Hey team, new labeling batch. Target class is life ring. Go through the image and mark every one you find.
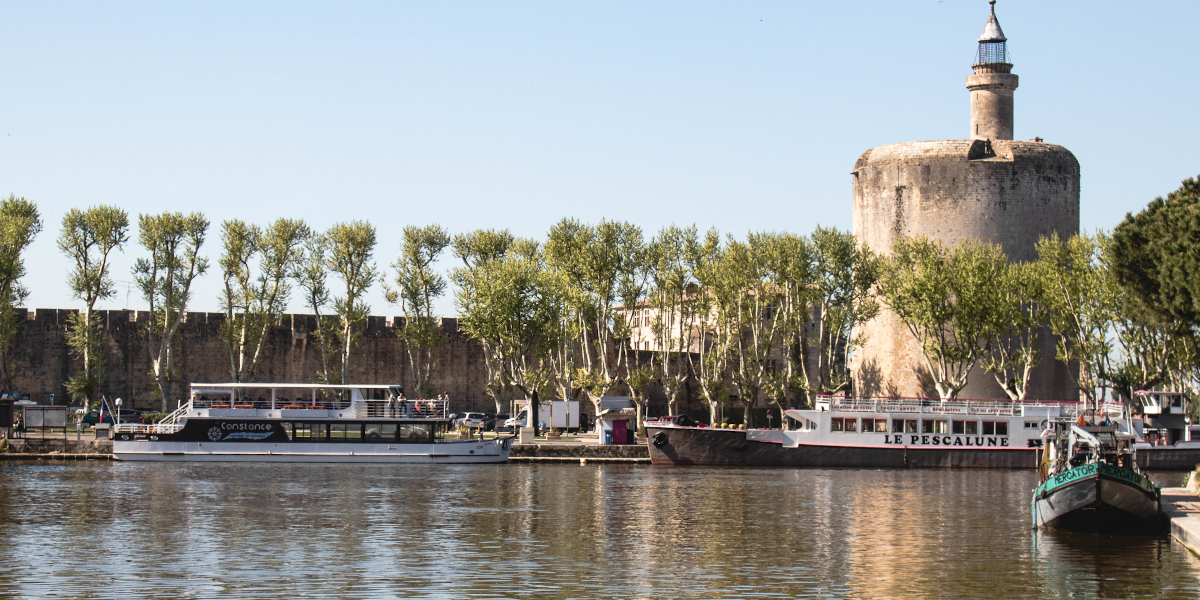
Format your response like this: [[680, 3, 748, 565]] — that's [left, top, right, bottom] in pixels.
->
[[0, 438, 8, 453], [652, 432, 668, 447]]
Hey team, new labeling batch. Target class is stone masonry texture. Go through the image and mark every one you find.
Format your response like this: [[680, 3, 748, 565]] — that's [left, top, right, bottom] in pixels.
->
[[851, 138, 1080, 400]]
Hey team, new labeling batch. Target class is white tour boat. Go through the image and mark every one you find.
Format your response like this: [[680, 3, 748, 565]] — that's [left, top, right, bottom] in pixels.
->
[[111, 383, 513, 463], [647, 395, 1127, 468]]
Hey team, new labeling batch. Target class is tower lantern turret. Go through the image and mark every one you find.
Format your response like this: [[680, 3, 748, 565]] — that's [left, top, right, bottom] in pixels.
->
[[967, 0, 1018, 140]]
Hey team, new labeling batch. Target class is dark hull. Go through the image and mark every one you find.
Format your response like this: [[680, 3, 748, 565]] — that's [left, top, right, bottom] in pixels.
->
[[1135, 447, 1200, 471], [646, 426, 1035, 469], [1033, 470, 1161, 533]]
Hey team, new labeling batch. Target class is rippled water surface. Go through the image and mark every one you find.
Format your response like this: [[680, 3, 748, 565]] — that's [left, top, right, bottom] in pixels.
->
[[1, 462, 1198, 599]]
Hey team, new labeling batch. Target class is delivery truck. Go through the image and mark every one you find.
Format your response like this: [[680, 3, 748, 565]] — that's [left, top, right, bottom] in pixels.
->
[[504, 400, 580, 432]]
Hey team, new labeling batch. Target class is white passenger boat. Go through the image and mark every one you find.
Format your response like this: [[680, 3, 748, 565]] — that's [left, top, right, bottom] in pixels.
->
[[647, 395, 1126, 468], [111, 383, 513, 463]]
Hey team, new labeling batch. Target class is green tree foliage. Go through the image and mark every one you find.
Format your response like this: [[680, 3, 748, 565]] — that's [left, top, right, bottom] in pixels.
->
[[880, 237, 1006, 400], [452, 229, 517, 413], [760, 232, 813, 411], [325, 221, 378, 389], [219, 218, 309, 389], [454, 241, 562, 435], [1035, 232, 1120, 403], [1111, 175, 1200, 332], [979, 262, 1046, 400], [1109, 175, 1200, 404], [385, 224, 451, 398], [689, 229, 736, 424], [57, 205, 129, 406], [295, 232, 339, 385], [725, 233, 788, 427], [808, 227, 880, 399], [134, 212, 210, 411], [0, 196, 42, 392], [643, 225, 697, 419], [545, 218, 645, 426]]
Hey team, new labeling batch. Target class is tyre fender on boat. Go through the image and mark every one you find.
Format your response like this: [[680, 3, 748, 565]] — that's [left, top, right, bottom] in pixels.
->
[[652, 432, 668, 447]]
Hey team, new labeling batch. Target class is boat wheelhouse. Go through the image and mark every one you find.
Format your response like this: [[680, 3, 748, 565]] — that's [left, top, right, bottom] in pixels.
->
[[111, 383, 513, 463], [1128, 390, 1200, 470], [647, 395, 1126, 468]]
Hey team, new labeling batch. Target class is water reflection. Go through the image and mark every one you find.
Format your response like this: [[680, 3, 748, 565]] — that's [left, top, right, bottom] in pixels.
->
[[0, 462, 1197, 598]]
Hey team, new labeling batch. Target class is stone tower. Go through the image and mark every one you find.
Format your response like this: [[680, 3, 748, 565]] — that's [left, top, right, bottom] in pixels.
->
[[851, 1, 1079, 400]]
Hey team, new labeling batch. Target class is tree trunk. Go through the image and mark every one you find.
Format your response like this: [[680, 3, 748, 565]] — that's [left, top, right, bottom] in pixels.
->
[[530, 390, 540, 437], [341, 323, 352, 388]]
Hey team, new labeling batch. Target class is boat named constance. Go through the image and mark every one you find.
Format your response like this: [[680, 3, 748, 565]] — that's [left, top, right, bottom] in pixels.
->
[[647, 395, 1128, 469], [111, 383, 513, 463]]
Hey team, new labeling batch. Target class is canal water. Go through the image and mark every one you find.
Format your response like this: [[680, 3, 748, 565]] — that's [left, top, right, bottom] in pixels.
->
[[1, 462, 1197, 599]]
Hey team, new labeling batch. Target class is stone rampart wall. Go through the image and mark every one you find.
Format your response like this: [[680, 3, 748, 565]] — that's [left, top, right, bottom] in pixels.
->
[[7, 309, 493, 413]]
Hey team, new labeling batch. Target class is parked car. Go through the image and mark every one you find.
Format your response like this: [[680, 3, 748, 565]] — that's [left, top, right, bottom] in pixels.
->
[[459, 412, 487, 429], [503, 411, 545, 430], [80, 409, 142, 425], [117, 410, 144, 424], [79, 410, 116, 425], [493, 413, 510, 432]]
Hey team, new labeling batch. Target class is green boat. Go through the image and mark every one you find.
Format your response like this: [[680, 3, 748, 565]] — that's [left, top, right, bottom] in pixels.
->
[[1032, 421, 1161, 532]]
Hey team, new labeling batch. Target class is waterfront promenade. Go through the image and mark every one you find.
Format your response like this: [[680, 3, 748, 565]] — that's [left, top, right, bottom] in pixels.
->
[[0, 428, 651, 462]]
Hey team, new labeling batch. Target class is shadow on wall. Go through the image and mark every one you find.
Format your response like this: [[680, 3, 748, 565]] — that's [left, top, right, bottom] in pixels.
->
[[856, 358, 898, 398], [915, 364, 938, 399]]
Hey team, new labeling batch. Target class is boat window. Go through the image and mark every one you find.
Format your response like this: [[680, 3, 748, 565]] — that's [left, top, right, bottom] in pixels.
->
[[365, 423, 396, 441], [1025, 421, 1039, 429], [831, 417, 857, 432], [952, 420, 979, 435], [983, 421, 1008, 435], [330, 423, 362, 441], [399, 423, 433, 442], [281, 422, 294, 438], [892, 419, 917, 433], [862, 418, 887, 433], [922, 420, 947, 434], [290, 423, 325, 440]]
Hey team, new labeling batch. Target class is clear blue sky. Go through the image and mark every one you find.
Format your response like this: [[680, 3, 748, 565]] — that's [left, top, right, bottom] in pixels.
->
[[3, 1, 1197, 317]]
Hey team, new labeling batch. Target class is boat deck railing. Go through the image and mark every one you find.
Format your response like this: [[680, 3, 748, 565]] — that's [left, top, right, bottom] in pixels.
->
[[193, 396, 355, 411], [351, 400, 448, 419], [112, 398, 451, 435], [815, 395, 1124, 418], [113, 399, 193, 435]]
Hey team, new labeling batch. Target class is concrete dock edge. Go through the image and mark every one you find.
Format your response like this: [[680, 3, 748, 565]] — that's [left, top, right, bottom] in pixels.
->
[[1162, 488, 1200, 555]]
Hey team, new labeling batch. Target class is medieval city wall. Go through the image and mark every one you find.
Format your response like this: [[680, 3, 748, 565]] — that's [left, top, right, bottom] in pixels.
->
[[7, 308, 494, 412]]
